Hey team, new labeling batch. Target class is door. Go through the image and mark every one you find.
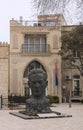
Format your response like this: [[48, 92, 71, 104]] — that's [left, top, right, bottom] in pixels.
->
[[73, 78, 80, 96]]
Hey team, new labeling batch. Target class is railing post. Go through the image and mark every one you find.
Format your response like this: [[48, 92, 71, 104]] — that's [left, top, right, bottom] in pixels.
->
[[1, 95, 2, 108], [0, 95, 2, 109], [69, 96, 71, 108]]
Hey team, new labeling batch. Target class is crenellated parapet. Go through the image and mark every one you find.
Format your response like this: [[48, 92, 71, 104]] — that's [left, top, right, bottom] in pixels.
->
[[0, 41, 9, 46]]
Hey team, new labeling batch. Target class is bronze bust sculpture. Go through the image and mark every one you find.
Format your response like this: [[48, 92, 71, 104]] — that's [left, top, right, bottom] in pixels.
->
[[26, 69, 51, 115]]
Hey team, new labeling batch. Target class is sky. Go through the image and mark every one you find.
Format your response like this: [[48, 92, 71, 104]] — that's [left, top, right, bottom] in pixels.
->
[[0, 0, 34, 42], [0, 0, 82, 42]]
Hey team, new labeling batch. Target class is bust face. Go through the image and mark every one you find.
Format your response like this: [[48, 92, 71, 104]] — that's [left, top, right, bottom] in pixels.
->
[[28, 73, 47, 98]]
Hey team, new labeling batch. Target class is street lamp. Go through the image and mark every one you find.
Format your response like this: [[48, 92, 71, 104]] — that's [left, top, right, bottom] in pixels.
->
[[69, 77, 72, 108]]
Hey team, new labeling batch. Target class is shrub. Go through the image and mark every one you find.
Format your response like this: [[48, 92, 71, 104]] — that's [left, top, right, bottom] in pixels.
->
[[46, 95, 54, 104], [8, 95, 29, 103], [46, 95, 59, 104], [80, 99, 83, 103], [53, 96, 59, 103]]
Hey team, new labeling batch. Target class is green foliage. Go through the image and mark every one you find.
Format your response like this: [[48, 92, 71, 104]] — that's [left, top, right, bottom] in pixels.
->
[[61, 25, 83, 52], [8, 95, 59, 104], [53, 95, 59, 103], [60, 25, 83, 75], [46, 95, 59, 104], [8, 95, 29, 103], [80, 99, 83, 103]]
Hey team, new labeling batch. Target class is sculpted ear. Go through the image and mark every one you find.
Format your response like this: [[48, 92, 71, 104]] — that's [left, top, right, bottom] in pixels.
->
[[45, 81, 48, 88], [46, 81, 48, 86]]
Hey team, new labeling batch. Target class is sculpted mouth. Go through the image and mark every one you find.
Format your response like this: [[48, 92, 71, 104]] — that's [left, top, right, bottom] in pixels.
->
[[35, 90, 39, 93]]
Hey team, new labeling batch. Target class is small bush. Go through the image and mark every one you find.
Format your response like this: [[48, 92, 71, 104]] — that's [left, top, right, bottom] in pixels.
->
[[80, 99, 83, 103], [46, 95, 54, 104], [46, 95, 59, 104], [53, 96, 59, 103], [8, 95, 29, 103]]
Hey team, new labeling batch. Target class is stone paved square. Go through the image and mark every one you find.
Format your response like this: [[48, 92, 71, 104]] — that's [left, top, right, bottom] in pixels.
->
[[0, 103, 83, 130]]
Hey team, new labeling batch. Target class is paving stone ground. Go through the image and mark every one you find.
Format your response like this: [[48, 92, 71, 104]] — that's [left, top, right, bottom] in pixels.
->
[[0, 103, 83, 130]]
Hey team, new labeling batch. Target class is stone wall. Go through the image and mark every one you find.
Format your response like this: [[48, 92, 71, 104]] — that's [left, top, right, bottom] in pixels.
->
[[0, 43, 9, 98]]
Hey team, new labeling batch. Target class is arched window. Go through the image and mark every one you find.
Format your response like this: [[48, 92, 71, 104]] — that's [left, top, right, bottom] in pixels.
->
[[23, 61, 46, 78]]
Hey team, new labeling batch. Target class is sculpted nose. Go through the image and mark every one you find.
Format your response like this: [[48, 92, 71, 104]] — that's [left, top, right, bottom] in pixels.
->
[[35, 82, 39, 87]]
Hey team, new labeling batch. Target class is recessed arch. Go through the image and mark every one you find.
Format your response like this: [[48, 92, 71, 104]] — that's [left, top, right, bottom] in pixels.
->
[[22, 59, 51, 96], [23, 60, 46, 78]]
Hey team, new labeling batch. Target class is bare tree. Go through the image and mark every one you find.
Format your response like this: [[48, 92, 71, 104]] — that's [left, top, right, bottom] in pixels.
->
[[32, 0, 83, 24], [76, 0, 83, 21], [33, 0, 70, 14]]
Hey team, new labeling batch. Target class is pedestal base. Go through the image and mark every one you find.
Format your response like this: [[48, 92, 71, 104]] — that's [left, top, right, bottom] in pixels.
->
[[9, 111, 72, 120]]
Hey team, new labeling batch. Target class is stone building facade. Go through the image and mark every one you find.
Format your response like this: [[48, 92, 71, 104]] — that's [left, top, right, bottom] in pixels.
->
[[0, 43, 9, 98], [0, 14, 83, 102]]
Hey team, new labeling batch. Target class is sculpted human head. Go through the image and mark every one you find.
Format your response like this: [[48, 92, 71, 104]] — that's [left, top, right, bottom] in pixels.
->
[[28, 69, 48, 98]]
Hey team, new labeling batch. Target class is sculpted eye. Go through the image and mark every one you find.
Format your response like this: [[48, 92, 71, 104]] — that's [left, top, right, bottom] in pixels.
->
[[38, 81, 42, 84], [30, 81, 34, 85], [32, 81, 36, 84]]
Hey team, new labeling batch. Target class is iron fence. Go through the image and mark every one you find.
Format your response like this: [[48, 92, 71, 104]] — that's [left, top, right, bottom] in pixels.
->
[[71, 91, 82, 97], [22, 44, 50, 53]]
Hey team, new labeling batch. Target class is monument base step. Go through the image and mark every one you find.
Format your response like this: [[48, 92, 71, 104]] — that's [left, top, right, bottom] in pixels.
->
[[9, 111, 72, 120]]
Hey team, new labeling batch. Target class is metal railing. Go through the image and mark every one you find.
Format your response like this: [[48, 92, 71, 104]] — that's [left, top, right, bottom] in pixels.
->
[[22, 44, 50, 53], [11, 20, 56, 27], [71, 91, 82, 97]]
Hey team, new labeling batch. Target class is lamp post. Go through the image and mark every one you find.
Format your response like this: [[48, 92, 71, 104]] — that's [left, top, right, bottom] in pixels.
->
[[62, 85, 66, 103], [69, 93, 71, 108], [69, 77, 72, 108]]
